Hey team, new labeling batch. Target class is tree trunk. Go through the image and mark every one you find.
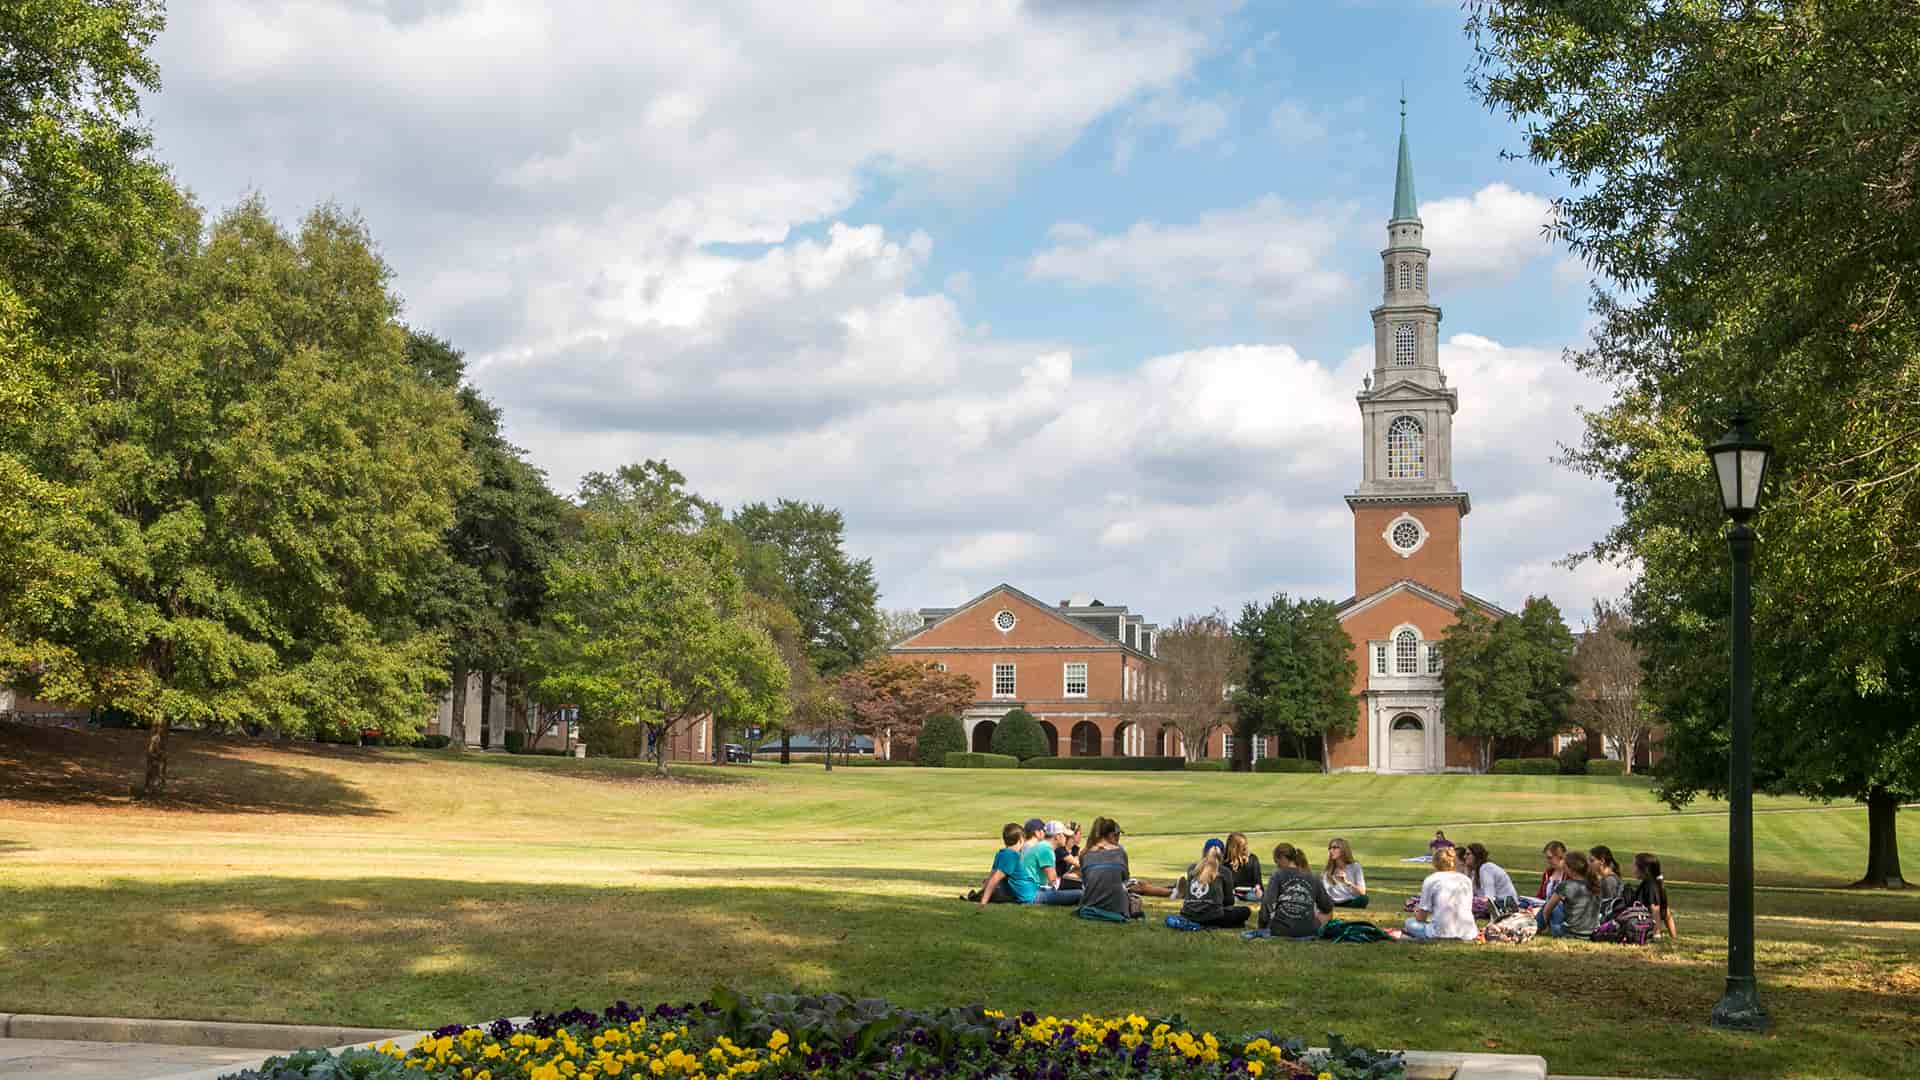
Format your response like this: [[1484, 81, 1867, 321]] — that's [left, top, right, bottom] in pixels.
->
[[780, 731, 791, 765], [1852, 786, 1908, 889], [1482, 737, 1494, 775], [823, 728, 834, 772], [448, 662, 469, 749], [1318, 733, 1330, 774], [1620, 733, 1636, 775], [653, 725, 669, 777], [140, 714, 170, 797], [479, 670, 494, 749]]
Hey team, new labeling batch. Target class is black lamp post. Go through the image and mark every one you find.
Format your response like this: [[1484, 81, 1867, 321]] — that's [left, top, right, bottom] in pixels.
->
[[1706, 410, 1772, 1032]]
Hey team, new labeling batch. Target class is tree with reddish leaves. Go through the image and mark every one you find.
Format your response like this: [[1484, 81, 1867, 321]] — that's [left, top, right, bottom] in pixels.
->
[[834, 657, 976, 763]]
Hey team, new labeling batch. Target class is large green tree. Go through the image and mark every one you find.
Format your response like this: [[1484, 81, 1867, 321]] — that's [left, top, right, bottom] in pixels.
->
[[1231, 594, 1357, 771], [731, 500, 881, 675], [1, 0, 176, 676], [535, 464, 787, 776], [1471, 0, 1920, 885], [1441, 598, 1575, 772], [12, 200, 473, 794]]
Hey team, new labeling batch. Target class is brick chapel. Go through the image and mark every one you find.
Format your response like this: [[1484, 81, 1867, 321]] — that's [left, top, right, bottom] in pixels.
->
[[1326, 104, 1507, 772]]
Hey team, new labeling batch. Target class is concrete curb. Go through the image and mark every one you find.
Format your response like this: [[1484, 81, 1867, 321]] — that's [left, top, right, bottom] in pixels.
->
[[0, 1012, 410, 1051]]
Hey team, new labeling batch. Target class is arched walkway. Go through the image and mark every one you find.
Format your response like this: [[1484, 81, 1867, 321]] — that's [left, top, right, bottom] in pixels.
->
[[1155, 728, 1170, 756], [1112, 721, 1136, 757], [1389, 714, 1426, 772], [1070, 721, 1102, 757], [1038, 721, 1060, 757], [970, 720, 996, 753]]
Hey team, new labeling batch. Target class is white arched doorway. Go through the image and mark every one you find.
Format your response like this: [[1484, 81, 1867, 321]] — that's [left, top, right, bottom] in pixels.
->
[[1389, 714, 1426, 772]]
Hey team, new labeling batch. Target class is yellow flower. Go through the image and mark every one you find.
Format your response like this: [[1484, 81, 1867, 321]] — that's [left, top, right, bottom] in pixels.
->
[[1246, 1062, 1264, 1077], [1319, 1073, 1334, 1080], [766, 1031, 790, 1053]]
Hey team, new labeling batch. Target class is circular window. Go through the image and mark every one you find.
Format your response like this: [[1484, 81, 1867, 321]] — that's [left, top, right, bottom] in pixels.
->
[[1392, 521, 1422, 550], [993, 610, 1017, 632]]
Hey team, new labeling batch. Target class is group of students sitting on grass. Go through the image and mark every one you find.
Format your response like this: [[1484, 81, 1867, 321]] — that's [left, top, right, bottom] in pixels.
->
[[968, 820, 1678, 944]]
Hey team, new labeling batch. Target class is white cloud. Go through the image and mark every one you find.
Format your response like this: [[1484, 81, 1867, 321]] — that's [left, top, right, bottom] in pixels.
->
[[1027, 197, 1354, 319], [1419, 183, 1558, 278], [1112, 92, 1236, 170], [1269, 100, 1328, 145]]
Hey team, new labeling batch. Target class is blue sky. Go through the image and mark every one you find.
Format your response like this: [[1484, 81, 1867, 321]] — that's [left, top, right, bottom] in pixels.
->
[[142, 0, 1629, 625]]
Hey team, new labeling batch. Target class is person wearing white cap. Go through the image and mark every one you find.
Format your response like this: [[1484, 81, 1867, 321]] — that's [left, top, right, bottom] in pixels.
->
[[1024, 818, 1082, 905], [1045, 820, 1081, 889]]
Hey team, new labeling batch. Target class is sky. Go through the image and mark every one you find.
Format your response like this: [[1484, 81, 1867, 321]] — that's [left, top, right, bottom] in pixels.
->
[[141, 0, 1635, 627]]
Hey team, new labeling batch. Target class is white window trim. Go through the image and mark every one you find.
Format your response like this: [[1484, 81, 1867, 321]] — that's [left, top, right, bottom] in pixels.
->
[[993, 609, 1017, 633], [1375, 644, 1388, 675], [993, 663, 1016, 698], [1391, 624, 1423, 676], [1063, 662, 1088, 698], [1393, 323, 1417, 367], [1427, 644, 1443, 675], [1386, 414, 1425, 478], [1221, 731, 1233, 760]]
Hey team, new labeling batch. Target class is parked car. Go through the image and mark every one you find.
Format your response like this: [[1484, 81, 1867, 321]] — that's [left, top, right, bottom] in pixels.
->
[[723, 743, 753, 764]]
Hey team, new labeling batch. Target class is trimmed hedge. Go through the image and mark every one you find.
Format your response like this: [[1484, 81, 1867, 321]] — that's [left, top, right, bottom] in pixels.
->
[[418, 734, 453, 749], [1019, 755, 1187, 771], [503, 730, 527, 754], [1585, 759, 1628, 776], [917, 714, 967, 767], [1183, 759, 1229, 772], [1252, 757, 1322, 774], [1490, 756, 1560, 775], [990, 709, 1052, 761], [947, 751, 1020, 769]]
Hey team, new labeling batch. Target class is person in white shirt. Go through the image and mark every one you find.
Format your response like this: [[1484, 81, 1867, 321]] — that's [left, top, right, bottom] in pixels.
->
[[1466, 842, 1519, 905], [1405, 847, 1478, 942], [1322, 837, 1369, 908]]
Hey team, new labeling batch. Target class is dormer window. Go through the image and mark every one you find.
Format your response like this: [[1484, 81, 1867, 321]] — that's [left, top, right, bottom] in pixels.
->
[[1393, 323, 1416, 366]]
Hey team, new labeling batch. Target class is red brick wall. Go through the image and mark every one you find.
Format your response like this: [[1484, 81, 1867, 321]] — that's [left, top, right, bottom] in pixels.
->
[[1352, 504, 1462, 598]]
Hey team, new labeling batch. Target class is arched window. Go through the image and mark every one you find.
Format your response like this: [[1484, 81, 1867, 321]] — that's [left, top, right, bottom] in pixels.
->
[[1414, 262, 1426, 290], [1384, 263, 1393, 293], [1393, 323, 1417, 366], [1397, 261, 1412, 290], [1395, 629, 1420, 674], [1387, 415, 1425, 478]]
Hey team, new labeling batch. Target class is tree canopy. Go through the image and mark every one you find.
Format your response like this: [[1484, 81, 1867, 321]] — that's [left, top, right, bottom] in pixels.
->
[[1231, 594, 1357, 770], [1471, 0, 1920, 884], [1441, 597, 1575, 772], [732, 500, 882, 676]]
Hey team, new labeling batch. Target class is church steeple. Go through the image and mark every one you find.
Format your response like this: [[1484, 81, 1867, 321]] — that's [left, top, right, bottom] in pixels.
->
[[1392, 92, 1419, 223]]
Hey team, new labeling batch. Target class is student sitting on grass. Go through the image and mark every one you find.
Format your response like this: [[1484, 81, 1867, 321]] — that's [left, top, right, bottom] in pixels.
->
[[1404, 846, 1477, 942], [1023, 818, 1082, 906], [1526, 840, 1567, 909], [1466, 843, 1519, 906], [1429, 830, 1455, 853], [1177, 846, 1251, 928], [1537, 850, 1603, 938], [1224, 832, 1263, 900], [1632, 852, 1680, 939], [1259, 842, 1335, 937], [1075, 817, 1135, 921], [1589, 844, 1625, 916], [968, 822, 1036, 905], [1048, 821, 1082, 889], [1322, 837, 1369, 908]]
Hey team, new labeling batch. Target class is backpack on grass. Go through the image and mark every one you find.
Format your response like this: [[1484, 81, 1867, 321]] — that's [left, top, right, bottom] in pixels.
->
[[1318, 919, 1392, 943], [1164, 914, 1210, 931], [1591, 902, 1658, 945], [1483, 912, 1537, 944]]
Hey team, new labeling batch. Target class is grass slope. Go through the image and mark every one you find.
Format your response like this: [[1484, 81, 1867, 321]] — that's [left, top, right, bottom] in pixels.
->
[[0, 723, 1915, 1080]]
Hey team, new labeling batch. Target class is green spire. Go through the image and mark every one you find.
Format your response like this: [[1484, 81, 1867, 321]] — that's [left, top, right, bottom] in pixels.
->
[[1391, 92, 1419, 223]]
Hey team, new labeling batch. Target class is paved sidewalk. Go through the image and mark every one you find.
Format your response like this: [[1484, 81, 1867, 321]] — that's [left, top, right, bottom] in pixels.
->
[[0, 1037, 281, 1078]]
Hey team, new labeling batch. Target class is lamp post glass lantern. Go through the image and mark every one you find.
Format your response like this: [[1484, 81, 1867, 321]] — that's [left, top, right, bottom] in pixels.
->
[[1708, 410, 1772, 1032]]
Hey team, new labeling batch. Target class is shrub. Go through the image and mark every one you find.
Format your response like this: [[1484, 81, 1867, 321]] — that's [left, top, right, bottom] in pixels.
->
[[1556, 742, 1590, 775], [503, 730, 527, 754], [946, 752, 1020, 769], [417, 734, 453, 749], [1490, 757, 1559, 774], [917, 714, 967, 767], [1184, 759, 1229, 772], [1252, 757, 1322, 773], [989, 708, 1051, 761], [1019, 756, 1187, 771], [1585, 758, 1628, 776]]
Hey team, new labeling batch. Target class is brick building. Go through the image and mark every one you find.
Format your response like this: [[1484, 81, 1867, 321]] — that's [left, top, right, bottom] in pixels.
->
[[1327, 107, 1508, 773], [892, 585, 1282, 761]]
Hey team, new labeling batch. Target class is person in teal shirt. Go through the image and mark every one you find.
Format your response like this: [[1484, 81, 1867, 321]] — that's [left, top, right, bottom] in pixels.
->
[[1022, 818, 1083, 906], [968, 823, 1037, 905]]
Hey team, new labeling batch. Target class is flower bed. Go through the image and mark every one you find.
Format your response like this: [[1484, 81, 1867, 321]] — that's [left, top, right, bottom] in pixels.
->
[[220, 990, 1406, 1080]]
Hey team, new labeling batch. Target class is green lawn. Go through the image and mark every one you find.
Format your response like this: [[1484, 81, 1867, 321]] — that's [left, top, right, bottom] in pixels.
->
[[1, 723, 1915, 1079]]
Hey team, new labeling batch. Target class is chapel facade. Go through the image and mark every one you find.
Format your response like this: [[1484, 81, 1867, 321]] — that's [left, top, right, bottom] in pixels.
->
[[1327, 107, 1507, 773]]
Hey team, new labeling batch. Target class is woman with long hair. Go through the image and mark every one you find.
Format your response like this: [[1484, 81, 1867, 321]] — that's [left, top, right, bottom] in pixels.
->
[[1258, 842, 1334, 937], [1224, 832, 1264, 900], [1588, 844, 1626, 916], [1322, 837, 1369, 908], [1466, 842, 1518, 905], [1537, 849, 1603, 938], [1632, 852, 1679, 939], [1526, 840, 1567, 909], [1074, 817, 1137, 921], [1179, 846, 1250, 928]]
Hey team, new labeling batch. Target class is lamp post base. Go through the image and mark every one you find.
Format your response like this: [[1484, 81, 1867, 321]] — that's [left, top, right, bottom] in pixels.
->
[[1711, 977, 1770, 1032]]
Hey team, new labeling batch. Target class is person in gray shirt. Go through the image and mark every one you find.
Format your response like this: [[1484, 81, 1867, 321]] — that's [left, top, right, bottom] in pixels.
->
[[1075, 817, 1134, 920], [1258, 842, 1334, 938]]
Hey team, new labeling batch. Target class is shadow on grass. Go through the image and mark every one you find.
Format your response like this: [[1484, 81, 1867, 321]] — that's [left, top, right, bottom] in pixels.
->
[[0, 722, 385, 816], [0, 874, 1913, 1079], [430, 751, 752, 787]]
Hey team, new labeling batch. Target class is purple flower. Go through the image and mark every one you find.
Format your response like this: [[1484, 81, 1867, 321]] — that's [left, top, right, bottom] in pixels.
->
[[487, 1019, 514, 1040], [1019, 1011, 1038, 1026], [1103, 1030, 1121, 1050], [431, 1024, 469, 1038]]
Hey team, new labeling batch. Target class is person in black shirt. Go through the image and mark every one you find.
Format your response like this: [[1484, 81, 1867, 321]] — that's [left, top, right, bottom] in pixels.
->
[[1224, 832, 1263, 902], [1632, 852, 1679, 939]]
